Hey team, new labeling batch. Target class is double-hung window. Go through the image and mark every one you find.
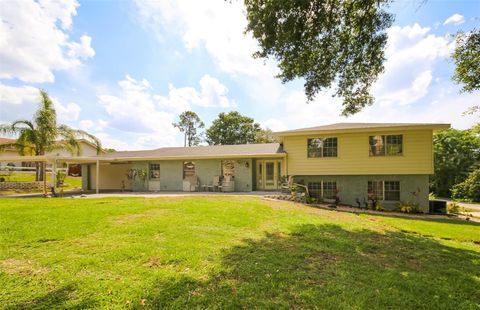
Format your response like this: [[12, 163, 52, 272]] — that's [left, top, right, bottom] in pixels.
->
[[369, 135, 403, 156], [149, 163, 160, 179], [307, 137, 338, 158], [307, 181, 337, 199], [368, 181, 400, 201]]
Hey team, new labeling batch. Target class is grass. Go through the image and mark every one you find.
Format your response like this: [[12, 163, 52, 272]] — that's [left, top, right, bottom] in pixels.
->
[[0, 196, 479, 309], [0, 172, 82, 196]]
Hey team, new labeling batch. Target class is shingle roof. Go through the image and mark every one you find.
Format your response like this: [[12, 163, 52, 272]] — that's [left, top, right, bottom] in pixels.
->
[[0, 138, 15, 145], [100, 143, 284, 159], [274, 122, 450, 135]]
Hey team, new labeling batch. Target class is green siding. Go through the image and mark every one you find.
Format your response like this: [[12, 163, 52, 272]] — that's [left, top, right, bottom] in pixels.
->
[[128, 159, 255, 192], [158, 161, 183, 191], [81, 164, 90, 191], [132, 161, 148, 191], [294, 174, 430, 212]]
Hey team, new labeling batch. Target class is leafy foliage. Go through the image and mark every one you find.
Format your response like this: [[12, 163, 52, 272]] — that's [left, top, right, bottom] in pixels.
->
[[395, 201, 421, 214], [447, 202, 464, 214], [452, 29, 480, 93], [206, 111, 261, 145], [172, 111, 205, 147], [244, 0, 393, 115], [254, 128, 277, 143], [451, 169, 480, 202], [431, 127, 480, 197], [0, 90, 102, 181]]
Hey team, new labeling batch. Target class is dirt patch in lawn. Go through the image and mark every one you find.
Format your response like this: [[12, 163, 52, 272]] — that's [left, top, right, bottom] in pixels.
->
[[0, 258, 48, 275], [112, 208, 170, 225]]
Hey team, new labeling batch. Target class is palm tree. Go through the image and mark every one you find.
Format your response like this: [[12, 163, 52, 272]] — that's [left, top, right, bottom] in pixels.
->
[[0, 89, 102, 181]]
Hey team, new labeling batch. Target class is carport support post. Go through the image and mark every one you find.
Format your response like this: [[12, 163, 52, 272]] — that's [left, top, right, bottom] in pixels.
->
[[52, 159, 57, 194], [43, 160, 47, 197], [96, 160, 100, 194]]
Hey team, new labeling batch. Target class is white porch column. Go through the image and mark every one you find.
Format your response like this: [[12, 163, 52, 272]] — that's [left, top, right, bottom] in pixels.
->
[[96, 160, 100, 194], [51, 159, 57, 193]]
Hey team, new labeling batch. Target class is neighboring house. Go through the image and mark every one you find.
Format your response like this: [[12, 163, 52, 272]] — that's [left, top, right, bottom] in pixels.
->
[[0, 138, 18, 167], [0, 139, 101, 175], [76, 122, 448, 212]]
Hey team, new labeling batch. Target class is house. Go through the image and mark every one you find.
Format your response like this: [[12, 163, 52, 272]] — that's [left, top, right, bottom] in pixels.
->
[[0, 139, 101, 175], [1, 123, 449, 212], [274, 122, 449, 211]]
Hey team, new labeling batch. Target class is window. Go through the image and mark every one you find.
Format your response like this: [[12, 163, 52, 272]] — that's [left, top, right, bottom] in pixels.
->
[[368, 181, 383, 200], [369, 135, 403, 156], [307, 137, 338, 158], [368, 180, 400, 201], [322, 181, 337, 199], [384, 181, 400, 201], [183, 161, 195, 179], [308, 182, 322, 198], [149, 163, 160, 179], [222, 160, 235, 177]]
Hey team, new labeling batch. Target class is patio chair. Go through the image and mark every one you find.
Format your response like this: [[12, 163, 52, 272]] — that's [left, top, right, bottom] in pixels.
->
[[207, 176, 221, 192], [221, 175, 235, 192]]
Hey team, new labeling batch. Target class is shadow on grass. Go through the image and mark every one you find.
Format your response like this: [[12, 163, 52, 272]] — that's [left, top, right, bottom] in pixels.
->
[[6, 284, 96, 310], [145, 224, 480, 309]]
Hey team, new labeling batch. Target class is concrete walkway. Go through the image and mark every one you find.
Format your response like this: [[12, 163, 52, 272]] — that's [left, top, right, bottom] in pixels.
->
[[70, 191, 277, 199]]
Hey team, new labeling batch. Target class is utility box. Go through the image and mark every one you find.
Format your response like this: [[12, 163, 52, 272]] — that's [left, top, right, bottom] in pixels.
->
[[429, 200, 447, 214]]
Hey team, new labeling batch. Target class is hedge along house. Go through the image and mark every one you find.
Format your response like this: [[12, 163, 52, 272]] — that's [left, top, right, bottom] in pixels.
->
[[80, 143, 286, 193], [274, 122, 450, 212]]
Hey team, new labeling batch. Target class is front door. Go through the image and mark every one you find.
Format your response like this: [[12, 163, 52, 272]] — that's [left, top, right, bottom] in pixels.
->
[[256, 160, 280, 190]]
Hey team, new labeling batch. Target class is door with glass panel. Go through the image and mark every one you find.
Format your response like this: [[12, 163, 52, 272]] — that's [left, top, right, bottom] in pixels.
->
[[256, 160, 280, 190]]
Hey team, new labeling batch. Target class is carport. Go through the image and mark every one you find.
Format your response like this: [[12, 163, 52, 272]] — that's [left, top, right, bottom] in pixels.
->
[[0, 155, 106, 195]]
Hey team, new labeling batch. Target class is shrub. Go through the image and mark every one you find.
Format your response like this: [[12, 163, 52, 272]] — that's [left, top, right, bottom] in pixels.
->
[[375, 203, 385, 211], [396, 201, 422, 214], [447, 202, 465, 214], [451, 169, 480, 202], [56, 170, 67, 187]]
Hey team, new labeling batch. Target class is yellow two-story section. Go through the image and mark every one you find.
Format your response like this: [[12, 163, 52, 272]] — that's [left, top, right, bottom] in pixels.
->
[[274, 123, 450, 212]]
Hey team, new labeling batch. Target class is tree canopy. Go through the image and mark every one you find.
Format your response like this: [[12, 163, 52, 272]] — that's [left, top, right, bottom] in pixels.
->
[[206, 111, 261, 145], [173, 111, 205, 147], [452, 29, 480, 93], [431, 126, 480, 197], [254, 128, 278, 144], [244, 0, 393, 115]]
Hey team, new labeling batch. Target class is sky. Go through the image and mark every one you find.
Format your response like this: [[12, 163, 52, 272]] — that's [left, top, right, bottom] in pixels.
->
[[0, 0, 479, 150]]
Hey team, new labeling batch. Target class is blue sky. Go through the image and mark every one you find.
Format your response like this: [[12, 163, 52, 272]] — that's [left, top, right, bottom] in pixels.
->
[[0, 0, 478, 150]]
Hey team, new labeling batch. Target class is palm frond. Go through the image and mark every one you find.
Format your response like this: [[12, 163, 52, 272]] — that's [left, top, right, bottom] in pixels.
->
[[35, 89, 58, 148], [74, 129, 103, 154], [56, 125, 81, 156], [11, 120, 35, 131]]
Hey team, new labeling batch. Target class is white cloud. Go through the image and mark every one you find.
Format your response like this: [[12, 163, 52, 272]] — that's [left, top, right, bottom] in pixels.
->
[[134, 0, 277, 77], [54, 101, 81, 122], [67, 35, 95, 59], [79, 119, 94, 131], [373, 23, 452, 106], [259, 119, 288, 132], [443, 13, 465, 26], [0, 0, 95, 83], [0, 84, 81, 124], [0, 84, 39, 105], [158, 74, 235, 112], [96, 74, 234, 149]]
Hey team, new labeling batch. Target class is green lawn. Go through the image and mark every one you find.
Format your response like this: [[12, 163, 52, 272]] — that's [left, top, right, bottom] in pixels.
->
[[0, 197, 479, 309]]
